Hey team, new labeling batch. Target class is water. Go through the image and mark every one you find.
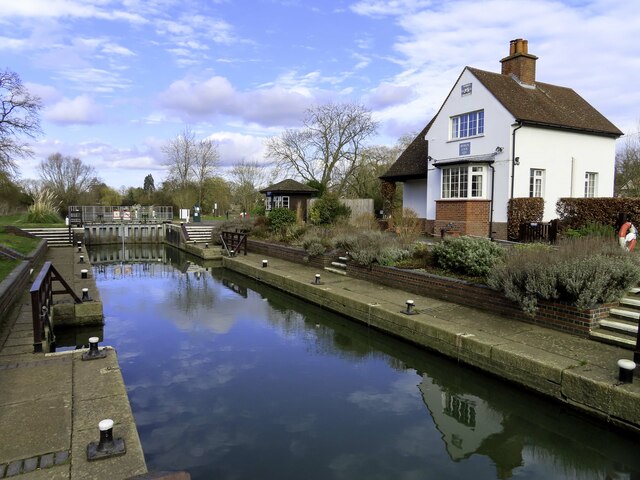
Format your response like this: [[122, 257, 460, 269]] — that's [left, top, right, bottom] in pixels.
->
[[88, 245, 640, 480]]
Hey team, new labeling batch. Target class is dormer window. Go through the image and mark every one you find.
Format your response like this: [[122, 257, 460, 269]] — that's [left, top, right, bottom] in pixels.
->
[[451, 110, 484, 139]]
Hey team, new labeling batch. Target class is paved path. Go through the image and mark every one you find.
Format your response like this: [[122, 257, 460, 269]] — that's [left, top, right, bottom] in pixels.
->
[[0, 247, 146, 479]]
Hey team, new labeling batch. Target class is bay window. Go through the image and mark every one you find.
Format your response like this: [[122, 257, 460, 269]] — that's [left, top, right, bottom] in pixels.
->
[[442, 165, 486, 199]]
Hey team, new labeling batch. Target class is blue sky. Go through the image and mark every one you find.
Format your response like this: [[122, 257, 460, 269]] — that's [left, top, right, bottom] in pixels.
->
[[2, 0, 639, 189]]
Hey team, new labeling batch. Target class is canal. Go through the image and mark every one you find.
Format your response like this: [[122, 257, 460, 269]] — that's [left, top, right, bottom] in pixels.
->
[[85, 245, 640, 480]]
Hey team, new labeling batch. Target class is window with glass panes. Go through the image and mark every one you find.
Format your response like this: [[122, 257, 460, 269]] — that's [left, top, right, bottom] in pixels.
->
[[442, 165, 485, 199], [274, 196, 290, 208], [584, 172, 597, 198], [529, 169, 544, 197], [451, 110, 484, 139]]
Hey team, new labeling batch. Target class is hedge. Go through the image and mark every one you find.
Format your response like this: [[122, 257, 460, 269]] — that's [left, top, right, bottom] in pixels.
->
[[556, 198, 640, 230], [507, 197, 544, 240]]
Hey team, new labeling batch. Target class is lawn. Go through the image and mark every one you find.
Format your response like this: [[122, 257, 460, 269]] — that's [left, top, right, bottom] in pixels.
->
[[0, 227, 42, 282], [0, 213, 64, 228]]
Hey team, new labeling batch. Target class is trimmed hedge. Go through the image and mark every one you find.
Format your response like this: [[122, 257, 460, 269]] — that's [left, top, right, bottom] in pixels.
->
[[508, 197, 544, 240], [556, 197, 640, 230]]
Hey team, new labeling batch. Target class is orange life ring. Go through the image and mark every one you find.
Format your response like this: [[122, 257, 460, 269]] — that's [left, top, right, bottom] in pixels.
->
[[619, 222, 631, 237]]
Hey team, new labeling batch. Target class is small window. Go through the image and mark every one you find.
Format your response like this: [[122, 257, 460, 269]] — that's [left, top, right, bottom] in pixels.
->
[[584, 172, 597, 198], [451, 110, 484, 139], [529, 169, 545, 198], [265, 197, 272, 211], [274, 196, 290, 208]]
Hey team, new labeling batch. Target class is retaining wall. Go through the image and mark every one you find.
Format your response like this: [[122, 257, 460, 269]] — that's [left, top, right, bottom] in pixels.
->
[[0, 240, 47, 320]]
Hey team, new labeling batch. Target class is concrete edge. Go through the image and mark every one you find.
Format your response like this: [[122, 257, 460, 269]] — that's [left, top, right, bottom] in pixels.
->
[[222, 256, 640, 437]]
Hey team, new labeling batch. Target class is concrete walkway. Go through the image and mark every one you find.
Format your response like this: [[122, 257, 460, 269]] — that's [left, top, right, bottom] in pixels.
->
[[223, 252, 640, 435], [0, 247, 146, 479]]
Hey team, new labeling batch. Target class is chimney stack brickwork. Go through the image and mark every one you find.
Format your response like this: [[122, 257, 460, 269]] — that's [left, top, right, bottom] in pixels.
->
[[500, 38, 538, 85]]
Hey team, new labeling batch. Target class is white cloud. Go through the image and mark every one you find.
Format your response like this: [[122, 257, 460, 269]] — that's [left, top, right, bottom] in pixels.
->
[[205, 131, 270, 169], [0, 0, 147, 24], [44, 95, 104, 125], [158, 75, 314, 127], [351, 0, 433, 17], [367, 82, 414, 109], [24, 82, 62, 103]]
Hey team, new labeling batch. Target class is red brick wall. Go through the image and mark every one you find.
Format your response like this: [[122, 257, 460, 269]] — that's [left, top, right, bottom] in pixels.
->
[[247, 239, 334, 268], [435, 200, 490, 237], [346, 263, 609, 337]]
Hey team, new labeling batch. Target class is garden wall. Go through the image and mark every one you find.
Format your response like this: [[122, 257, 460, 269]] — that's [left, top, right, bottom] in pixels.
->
[[246, 239, 611, 337]]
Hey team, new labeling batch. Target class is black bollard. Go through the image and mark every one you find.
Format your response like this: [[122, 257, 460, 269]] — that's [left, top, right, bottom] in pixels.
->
[[618, 359, 636, 383], [82, 288, 90, 301], [79, 255, 85, 264], [86, 419, 126, 461], [82, 337, 107, 361], [81, 269, 88, 279], [262, 260, 268, 268], [403, 299, 418, 315]]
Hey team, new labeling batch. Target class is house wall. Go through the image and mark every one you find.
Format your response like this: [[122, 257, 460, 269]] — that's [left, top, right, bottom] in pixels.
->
[[403, 179, 428, 218], [507, 127, 616, 221]]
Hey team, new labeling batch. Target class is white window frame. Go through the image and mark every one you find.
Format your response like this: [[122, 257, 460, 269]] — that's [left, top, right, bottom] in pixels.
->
[[529, 169, 545, 198], [451, 110, 484, 139], [265, 197, 272, 211], [584, 172, 597, 198], [274, 196, 290, 209], [441, 165, 486, 199]]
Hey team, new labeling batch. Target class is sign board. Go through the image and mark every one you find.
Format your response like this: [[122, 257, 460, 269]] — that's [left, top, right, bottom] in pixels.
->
[[459, 142, 471, 156], [461, 83, 472, 96]]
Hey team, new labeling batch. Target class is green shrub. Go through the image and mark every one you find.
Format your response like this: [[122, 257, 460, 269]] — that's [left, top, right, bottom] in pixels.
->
[[431, 236, 503, 277], [376, 246, 411, 266], [267, 208, 297, 233], [341, 230, 398, 267], [309, 194, 351, 225], [26, 190, 62, 224], [565, 222, 615, 238], [304, 240, 327, 256], [394, 208, 423, 245], [487, 237, 640, 314]]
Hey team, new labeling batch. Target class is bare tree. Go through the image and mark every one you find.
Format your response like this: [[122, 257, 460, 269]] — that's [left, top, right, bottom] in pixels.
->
[[615, 124, 640, 197], [230, 159, 270, 213], [266, 102, 378, 195], [162, 126, 197, 190], [0, 69, 42, 177], [38, 153, 99, 209], [193, 138, 220, 207]]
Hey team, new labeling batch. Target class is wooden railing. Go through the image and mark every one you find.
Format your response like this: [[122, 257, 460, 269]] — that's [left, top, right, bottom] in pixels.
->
[[220, 231, 248, 257], [30, 262, 82, 353]]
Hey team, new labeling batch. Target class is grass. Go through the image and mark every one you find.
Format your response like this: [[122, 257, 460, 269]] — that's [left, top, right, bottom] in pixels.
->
[[0, 213, 64, 228], [0, 226, 41, 282]]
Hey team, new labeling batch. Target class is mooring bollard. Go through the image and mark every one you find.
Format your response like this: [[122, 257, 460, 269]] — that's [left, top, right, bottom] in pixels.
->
[[82, 336, 107, 360], [406, 300, 415, 314], [82, 288, 90, 301], [81, 269, 88, 279], [205, 243, 208, 248], [87, 419, 126, 461], [79, 255, 85, 264], [262, 260, 268, 268], [77, 241, 82, 252], [312, 274, 322, 285], [618, 359, 636, 383]]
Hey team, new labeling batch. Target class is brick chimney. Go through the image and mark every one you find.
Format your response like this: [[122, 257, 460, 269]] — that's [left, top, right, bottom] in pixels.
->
[[500, 38, 538, 85]]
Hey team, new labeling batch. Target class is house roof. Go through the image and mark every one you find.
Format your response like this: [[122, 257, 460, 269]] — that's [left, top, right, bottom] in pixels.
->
[[432, 153, 495, 167], [379, 123, 432, 181], [259, 179, 318, 194], [467, 67, 623, 137]]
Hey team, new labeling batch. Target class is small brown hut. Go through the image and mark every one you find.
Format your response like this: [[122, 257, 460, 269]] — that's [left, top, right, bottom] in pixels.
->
[[260, 179, 318, 220]]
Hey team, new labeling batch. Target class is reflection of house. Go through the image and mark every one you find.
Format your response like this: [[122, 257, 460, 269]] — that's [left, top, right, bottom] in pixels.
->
[[418, 375, 505, 461], [260, 179, 318, 220], [381, 38, 622, 239]]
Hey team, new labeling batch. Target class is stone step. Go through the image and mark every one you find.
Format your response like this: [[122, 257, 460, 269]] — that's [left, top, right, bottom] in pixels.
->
[[609, 307, 640, 321], [338, 256, 349, 262], [598, 319, 638, 337], [628, 287, 640, 295], [589, 330, 636, 349], [324, 266, 347, 276], [620, 297, 640, 309], [330, 261, 347, 269]]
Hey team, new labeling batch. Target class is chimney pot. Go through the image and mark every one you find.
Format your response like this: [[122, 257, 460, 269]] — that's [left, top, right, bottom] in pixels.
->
[[501, 38, 538, 85]]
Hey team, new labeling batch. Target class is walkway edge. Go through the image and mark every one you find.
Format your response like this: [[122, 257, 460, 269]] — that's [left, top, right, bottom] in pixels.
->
[[223, 255, 640, 436]]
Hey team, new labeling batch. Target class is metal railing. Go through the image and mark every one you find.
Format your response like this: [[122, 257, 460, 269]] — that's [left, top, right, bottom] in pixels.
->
[[68, 206, 173, 226], [30, 262, 81, 353]]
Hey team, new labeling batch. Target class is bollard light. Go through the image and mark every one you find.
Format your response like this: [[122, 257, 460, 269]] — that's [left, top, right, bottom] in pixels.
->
[[79, 255, 85, 264], [618, 359, 636, 383], [82, 288, 90, 301], [82, 336, 107, 361], [262, 260, 268, 268], [81, 269, 88, 279], [86, 419, 126, 461]]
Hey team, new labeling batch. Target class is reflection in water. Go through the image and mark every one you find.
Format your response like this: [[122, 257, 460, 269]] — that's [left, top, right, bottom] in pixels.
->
[[89, 246, 640, 480]]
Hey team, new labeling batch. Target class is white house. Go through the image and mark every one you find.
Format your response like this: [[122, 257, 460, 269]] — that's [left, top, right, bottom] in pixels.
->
[[381, 39, 623, 240]]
